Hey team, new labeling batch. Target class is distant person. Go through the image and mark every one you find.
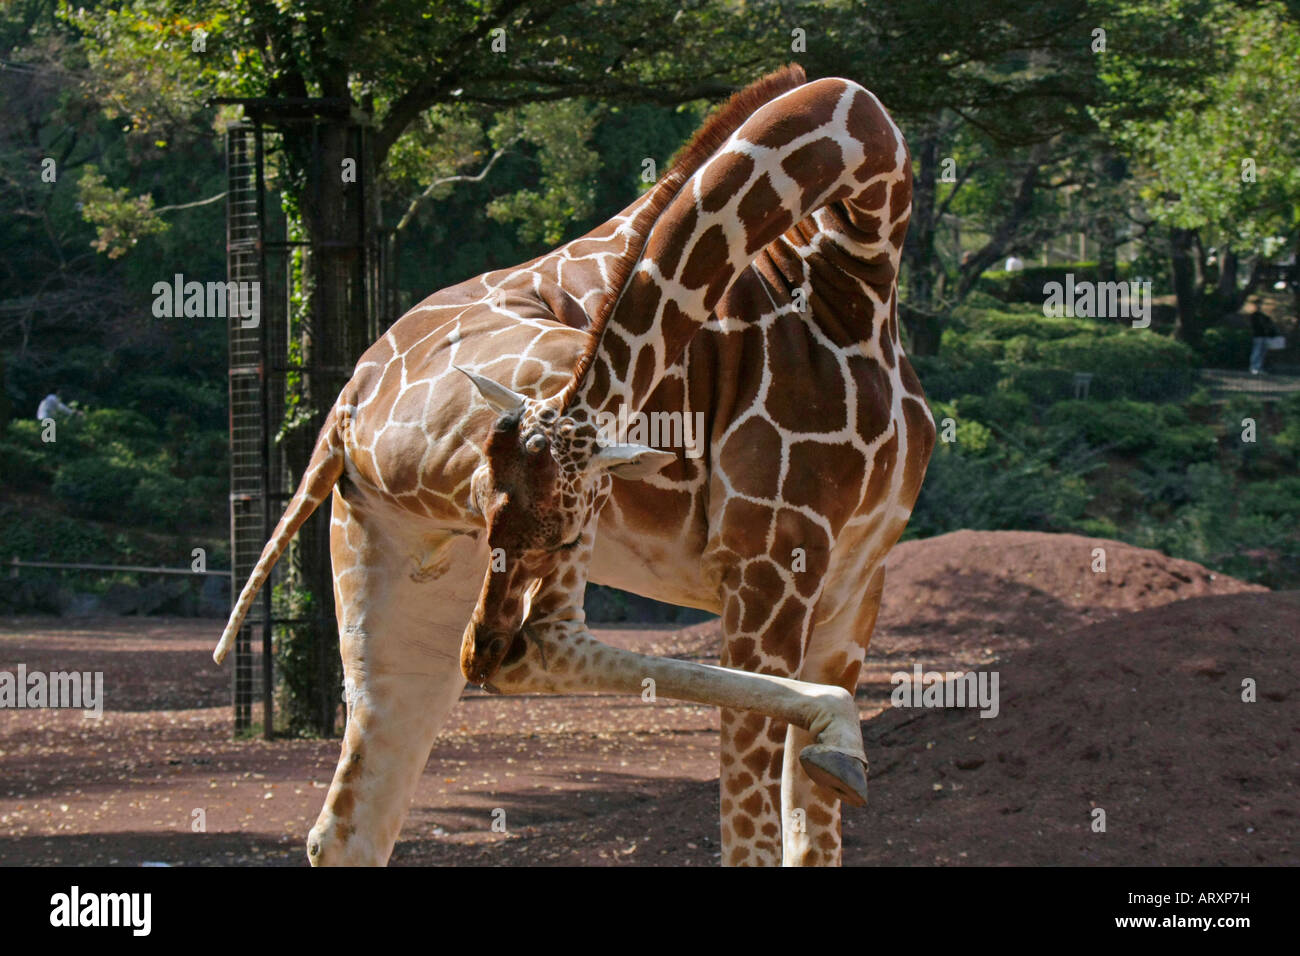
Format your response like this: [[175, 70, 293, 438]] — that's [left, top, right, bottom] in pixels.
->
[[1004, 254, 1025, 272], [36, 392, 79, 421], [1248, 299, 1279, 375]]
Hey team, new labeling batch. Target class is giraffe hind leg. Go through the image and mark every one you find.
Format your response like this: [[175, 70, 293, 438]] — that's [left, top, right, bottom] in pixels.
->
[[308, 493, 483, 866]]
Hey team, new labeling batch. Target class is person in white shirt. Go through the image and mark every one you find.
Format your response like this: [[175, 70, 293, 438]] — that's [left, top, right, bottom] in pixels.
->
[[36, 392, 78, 421]]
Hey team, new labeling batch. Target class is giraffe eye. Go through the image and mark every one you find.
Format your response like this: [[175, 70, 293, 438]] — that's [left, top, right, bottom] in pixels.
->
[[525, 433, 548, 455]]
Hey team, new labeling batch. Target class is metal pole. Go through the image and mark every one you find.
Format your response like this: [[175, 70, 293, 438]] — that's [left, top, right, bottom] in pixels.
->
[[255, 121, 274, 741]]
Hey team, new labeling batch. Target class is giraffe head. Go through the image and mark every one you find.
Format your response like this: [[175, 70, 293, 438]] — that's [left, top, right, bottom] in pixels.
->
[[456, 367, 675, 684]]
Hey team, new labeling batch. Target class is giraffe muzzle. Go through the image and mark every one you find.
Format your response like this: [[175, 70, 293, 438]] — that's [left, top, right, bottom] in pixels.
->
[[460, 625, 516, 685]]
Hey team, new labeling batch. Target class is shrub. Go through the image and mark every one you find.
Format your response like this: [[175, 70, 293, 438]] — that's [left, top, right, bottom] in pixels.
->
[[129, 472, 189, 528], [1046, 399, 1161, 452], [1196, 325, 1252, 368], [51, 458, 142, 521], [974, 261, 1134, 302], [1036, 331, 1197, 401]]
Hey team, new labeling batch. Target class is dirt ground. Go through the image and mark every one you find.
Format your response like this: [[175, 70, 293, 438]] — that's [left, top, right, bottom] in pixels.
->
[[0, 530, 1294, 866]]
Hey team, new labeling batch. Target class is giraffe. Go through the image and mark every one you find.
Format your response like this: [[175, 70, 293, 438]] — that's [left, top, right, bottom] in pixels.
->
[[214, 64, 934, 867]]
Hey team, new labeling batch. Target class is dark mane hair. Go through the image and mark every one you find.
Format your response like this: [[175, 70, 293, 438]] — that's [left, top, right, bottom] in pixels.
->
[[564, 64, 808, 403]]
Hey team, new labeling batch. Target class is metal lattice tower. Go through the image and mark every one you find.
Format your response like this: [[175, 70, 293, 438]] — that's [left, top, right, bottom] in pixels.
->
[[223, 99, 390, 737], [225, 122, 282, 736]]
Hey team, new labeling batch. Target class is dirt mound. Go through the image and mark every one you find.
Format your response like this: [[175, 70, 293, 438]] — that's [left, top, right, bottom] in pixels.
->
[[874, 529, 1265, 657], [852, 590, 1299, 865]]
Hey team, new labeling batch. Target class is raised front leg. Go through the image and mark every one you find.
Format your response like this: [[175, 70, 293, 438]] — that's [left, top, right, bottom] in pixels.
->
[[479, 558, 869, 807]]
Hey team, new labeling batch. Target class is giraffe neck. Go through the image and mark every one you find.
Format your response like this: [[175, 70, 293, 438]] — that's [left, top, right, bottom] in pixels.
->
[[567, 78, 910, 425]]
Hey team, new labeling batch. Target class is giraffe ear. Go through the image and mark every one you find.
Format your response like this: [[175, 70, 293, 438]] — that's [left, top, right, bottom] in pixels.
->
[[454, 366, 526, 416], [591, 443, 677, 479]]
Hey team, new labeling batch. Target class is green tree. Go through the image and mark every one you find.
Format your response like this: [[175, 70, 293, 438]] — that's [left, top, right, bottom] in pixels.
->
[[1106, 2, 1300, 344]]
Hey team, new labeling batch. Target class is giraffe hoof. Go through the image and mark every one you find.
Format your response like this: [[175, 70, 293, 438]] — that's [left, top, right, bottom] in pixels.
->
[[798, 746, 868, 807]]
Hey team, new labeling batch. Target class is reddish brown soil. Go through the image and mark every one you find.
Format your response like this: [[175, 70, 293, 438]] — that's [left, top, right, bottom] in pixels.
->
[[0, 530, 1293, 866]]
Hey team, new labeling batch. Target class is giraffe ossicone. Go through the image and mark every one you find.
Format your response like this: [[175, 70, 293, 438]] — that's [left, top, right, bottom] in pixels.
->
[[217, 63, 933, 867]]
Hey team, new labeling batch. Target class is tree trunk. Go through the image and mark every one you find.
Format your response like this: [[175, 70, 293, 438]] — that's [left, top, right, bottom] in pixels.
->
[[1097, 217, 1118, 283], [1170, 226, 1202, 347], [1214, 248, 1238, 307], [279, 116, 371, 736], [899, 129, 943, 356]]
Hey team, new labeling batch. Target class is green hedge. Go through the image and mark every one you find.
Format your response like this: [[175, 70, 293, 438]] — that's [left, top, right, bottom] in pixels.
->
[[976, 260, 1135, 303]]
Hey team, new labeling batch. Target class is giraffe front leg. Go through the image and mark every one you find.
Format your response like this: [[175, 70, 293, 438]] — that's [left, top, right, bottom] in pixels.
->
[[485, 623, 869, 806]]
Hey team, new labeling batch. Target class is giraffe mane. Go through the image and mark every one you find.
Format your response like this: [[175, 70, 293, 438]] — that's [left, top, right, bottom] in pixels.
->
[[563, 63, 808, 406]]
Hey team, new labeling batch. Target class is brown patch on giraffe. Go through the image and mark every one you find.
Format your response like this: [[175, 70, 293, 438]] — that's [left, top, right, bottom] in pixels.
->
[[733, 815, 756, 840], [833, 202, 884, 247], [750, 82, 837, 148], [649, 204, 697, 280], [761, 822, 780, 839], [738, 790, 764, 822], [330, 787, 356, 820], [807, 803, 835, 827], [889, 176, 913, 223], [725, 770, 756, 795], [849, 353, 894, 444], [340, 750, 363, 784], [739, 588, 774, 634], [726, 324, 767, 415], [727, 635, 757, 667], [742, 559, 784, 594], [854, 177, 888, 211], [760, 596, 808, 673], [768, 748, 783, 778], [900, 397, 936, 502], [781, 137, 844, 212], [737, 173, 794, 257], [888, 217, 909, 250], [586, 359, 611, 410], [898, 352, 924, 397], [611, 479, 692, 536], [742, 746, 771, 778], [769, 343, 852, 434], [596, 335, 630, 385], [764, 329, 847, 431], [864, 431, 899, 508], [846, 89, 892, 150], [333, 820, 356, 842], [658, 298, 699, 371], [782, 440, 867, 530], [730, 846, 750, 865], [816, 237, 896, 294], [879, 306, 897, 367], [679, 223, 731, 302], [723, 594, 742, 635], [839, 659, 863, 690], [700, 152, 756, 214], [719, 422, 782, 499], [722, 494, 769, 554], [617, 274, 661, 337], [630, 349, 657, 408]]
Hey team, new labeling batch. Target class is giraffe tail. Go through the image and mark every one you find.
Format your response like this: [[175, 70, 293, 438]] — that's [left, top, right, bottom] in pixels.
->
[[213, 405, 346, 665]]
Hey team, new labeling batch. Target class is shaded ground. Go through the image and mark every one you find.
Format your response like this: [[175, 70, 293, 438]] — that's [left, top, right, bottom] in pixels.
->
[[0, 530, 1293, 866]]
